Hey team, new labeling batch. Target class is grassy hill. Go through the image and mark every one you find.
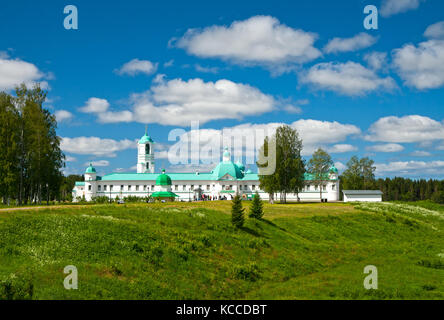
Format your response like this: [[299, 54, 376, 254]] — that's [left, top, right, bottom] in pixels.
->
[[0, 201, 442, 299]]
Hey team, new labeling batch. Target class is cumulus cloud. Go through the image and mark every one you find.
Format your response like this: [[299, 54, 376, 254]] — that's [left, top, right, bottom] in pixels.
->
[[175, 15, 321, 66], [95, 77, 276, 126], [116, 59, 158, 76], [327, 144, 358, 153], [194, 64, 219, 74], [366, 143, 404, 152], [55, 110, 73, 122], [0, 56, 48, 91], [365, 115, 444, 143], [84, 160, 110, 167], [380, 0, 424, 17], [364, 52, 388, 71], [323, 33, 377, 54], [334, 161, 347, 172], [61, 137, 135, 157], [424, 21, 444, 39], [409, 150, 432, 157], [300, 61, 396, 96], [375, 160, 444, 176], [392, 40, 444, 89], [79, 97, 110, 113]]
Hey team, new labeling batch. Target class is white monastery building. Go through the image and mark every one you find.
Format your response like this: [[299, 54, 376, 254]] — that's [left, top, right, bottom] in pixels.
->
[[73, 131, 340, 202]]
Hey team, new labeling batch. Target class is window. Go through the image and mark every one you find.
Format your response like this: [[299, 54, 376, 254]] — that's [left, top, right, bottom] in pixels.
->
[[128, 185, 132, 191], [175, 185, 178, 191], [183, 185, 186, 191], [323, 185, 326, 191], [332, 184, 336, 191], [121, 185, 124, 191], [146, 163, 149, 169], [151, 185, 154, 190], [145, 144, 150, 155], [315, 185, 318, 191], [88, 185, 91, 191], [191, 185, 194, 190], [244, 185, 248, 190], [252, 185, 256, 190], [98, 185, 101, 191], [239, 185, 242, 190], [143, 185, 147, 191], [136, 185, 139, 191], [104, 185, 107, 191], [110, 185, 113, 191], [206, 185, 210, 191]]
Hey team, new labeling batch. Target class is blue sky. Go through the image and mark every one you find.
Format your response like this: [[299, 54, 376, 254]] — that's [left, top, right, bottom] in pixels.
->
[[1, 0, 444, 178]]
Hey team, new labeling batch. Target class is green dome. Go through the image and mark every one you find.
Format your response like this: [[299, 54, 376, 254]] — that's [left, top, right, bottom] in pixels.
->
[[212, 160, 244, 180], [138, 133, 154, 144], [156, 169, 172, 186], [85, 163, 96, 174], [235, 160, 245, 172], [329, 165, 338, 173]]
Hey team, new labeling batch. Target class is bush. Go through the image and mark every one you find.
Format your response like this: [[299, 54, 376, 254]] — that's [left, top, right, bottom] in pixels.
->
[[231, 194, 245, 228], [232, 263, 260, 281], [0, 273, 34, 300], [92, 196, 109, 204], [431, 191, 444, 204], [249, 191, 264, 219]]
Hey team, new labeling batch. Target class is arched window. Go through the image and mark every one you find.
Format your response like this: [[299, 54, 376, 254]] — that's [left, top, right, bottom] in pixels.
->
[[146, 163, 149, 169], [145, 144, 150, 155]]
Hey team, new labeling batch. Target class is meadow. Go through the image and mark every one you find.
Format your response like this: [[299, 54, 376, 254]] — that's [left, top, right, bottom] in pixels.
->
[[0, 201, 442, 300]]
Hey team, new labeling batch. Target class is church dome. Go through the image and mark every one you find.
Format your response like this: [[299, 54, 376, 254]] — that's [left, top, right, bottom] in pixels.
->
[[156, 169, 172, 186], [138, 133, 154, 144], [235, 160, 245, 172], [85, 163, 96, 174], [329, 165, 338, 173], [212, 161, 244, 180]]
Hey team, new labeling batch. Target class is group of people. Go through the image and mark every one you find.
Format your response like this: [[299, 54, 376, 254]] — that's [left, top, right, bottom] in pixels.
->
[[192, 194, 232, 201]]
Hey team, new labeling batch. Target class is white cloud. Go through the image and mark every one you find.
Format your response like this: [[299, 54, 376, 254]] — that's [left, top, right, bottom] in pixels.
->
[[366, 115, 444, 143], [164, 60, 174, 68], [65, 155, 77, 162], [55, 110, 73, 122], [366, 143, 404, 152], [409, 150, 432, 157], [97, 78, 275, 126], [194, 64, 219, 74], [116, 59, 158, 76], [380, 0, 424, 17], [327, 144, 358, 153], [79, 97, 110, 113], [324, 33, 377, 54], [364, 52, 388, 71], [0, 56, 48, 91], [84, 160, 110, 167], [392, 40, 444, 89], [61, 137, 135, 157], [424, 21, 444, 39], [334, 161, 347, 172], [300, 61, 396, 96], [176, 15, 321, 66], [375, 160, 444, 176]]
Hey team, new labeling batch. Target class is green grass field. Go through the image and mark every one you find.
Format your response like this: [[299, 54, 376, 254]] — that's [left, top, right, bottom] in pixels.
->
[[0, 201, 443, 300]]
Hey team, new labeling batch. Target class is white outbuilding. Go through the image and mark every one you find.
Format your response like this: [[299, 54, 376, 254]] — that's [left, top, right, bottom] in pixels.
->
[[342, 190, 383, 202]]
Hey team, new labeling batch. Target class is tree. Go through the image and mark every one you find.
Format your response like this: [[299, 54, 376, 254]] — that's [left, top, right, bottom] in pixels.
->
[[341, 156, 376, 190], [249, 191, 264, 219], [307, 148, 333, 202], [258, 125, 305, 204], [231, 194, 245, 228]]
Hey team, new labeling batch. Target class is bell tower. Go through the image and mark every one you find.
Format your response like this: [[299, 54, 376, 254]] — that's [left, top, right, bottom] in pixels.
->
[[137, 126, 155, 173]]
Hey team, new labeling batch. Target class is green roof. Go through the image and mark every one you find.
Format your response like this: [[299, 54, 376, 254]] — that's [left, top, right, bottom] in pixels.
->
[[151, 191, 178, 198], [212, 161, 244, 180], [156, 170, 172, 185], [85, 163, 96, 173], [138, 133, 154, 144], [75, 182, 85, 186]]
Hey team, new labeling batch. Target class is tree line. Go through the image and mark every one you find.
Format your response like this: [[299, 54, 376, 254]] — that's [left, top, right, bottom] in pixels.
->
[[258, 125, 444, 204], [0, 84, 65, 205]]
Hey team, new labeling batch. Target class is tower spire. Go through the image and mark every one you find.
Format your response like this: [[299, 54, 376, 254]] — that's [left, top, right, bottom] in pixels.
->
[[145, 124, 148, 135]]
